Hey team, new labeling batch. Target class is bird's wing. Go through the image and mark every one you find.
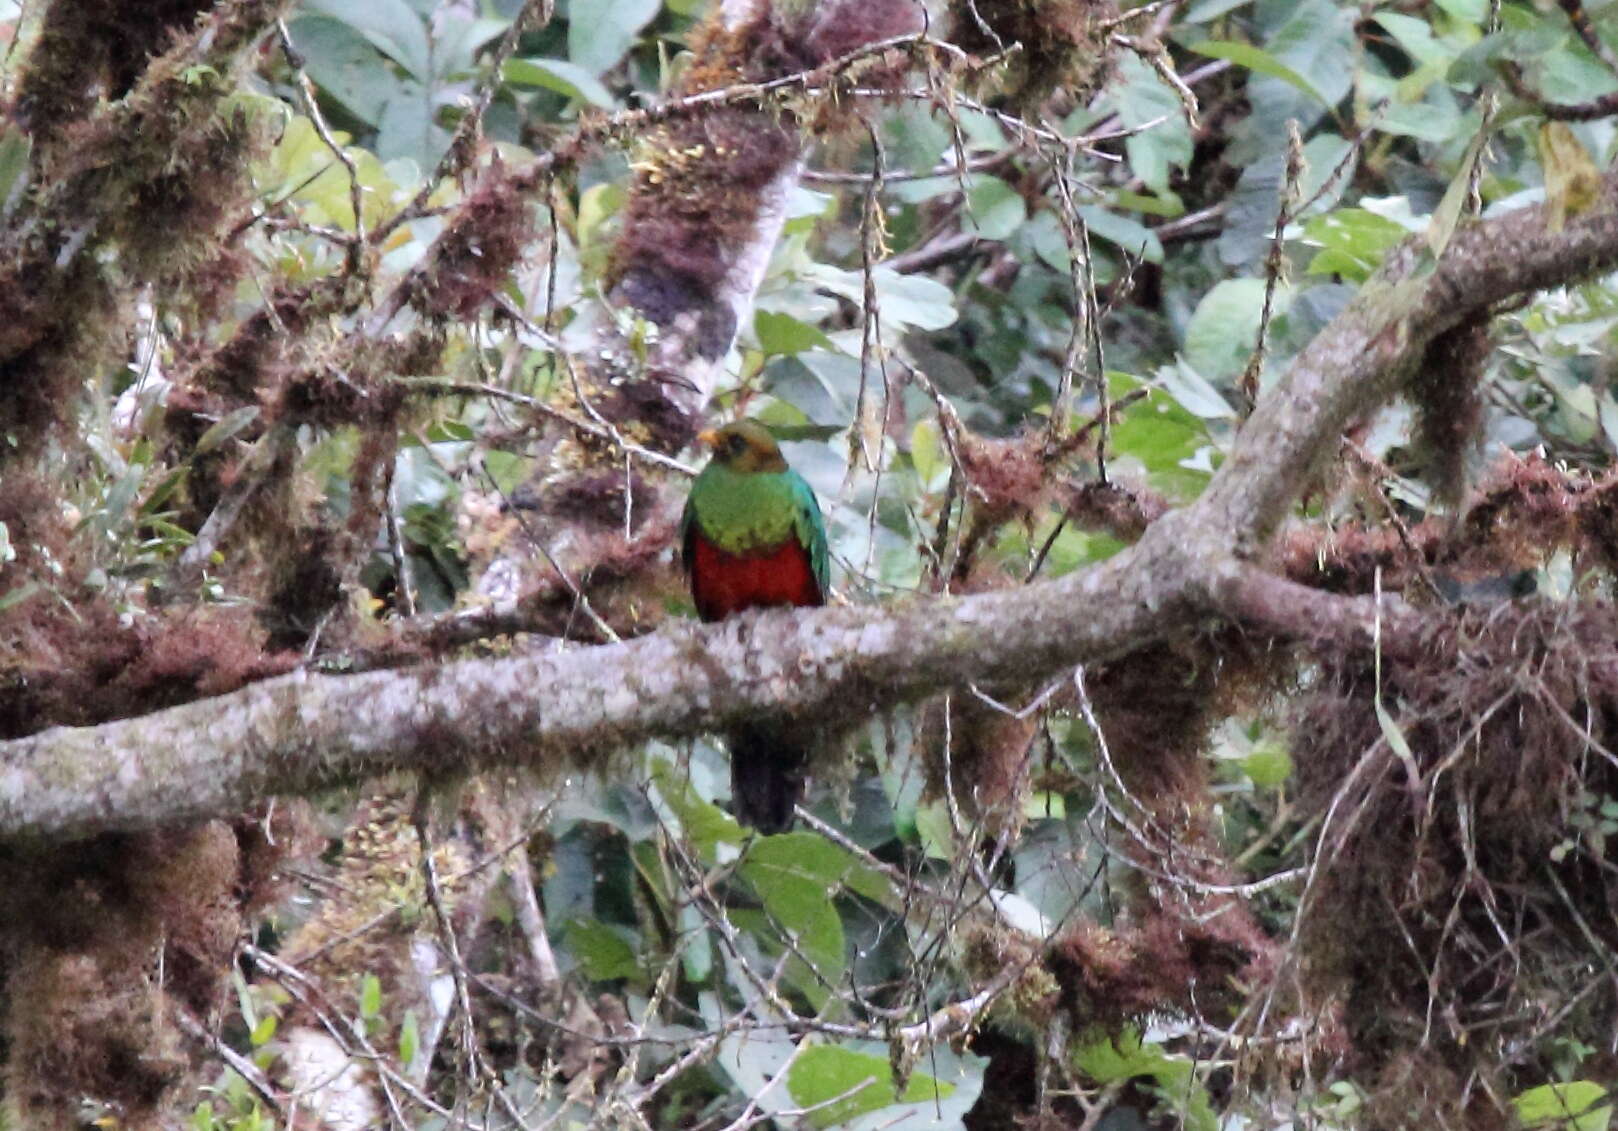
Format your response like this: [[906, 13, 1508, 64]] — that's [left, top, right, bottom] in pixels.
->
[[789, 470, 830, 601]]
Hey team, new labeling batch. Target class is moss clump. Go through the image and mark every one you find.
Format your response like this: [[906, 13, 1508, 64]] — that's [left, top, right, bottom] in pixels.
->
[[949, 0, 1119, 111], [609, 0, 924, 363], [1292, 600, 1618, 1114], [0, 816, 314, 1126], [1410, 311, 1490, 506]]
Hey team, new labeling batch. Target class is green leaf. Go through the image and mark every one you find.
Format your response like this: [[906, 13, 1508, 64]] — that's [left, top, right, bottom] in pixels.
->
[[304, 0, 431, 80], [1182, 278, 1288, 382], [1078, 204, 1164, 264], [1434, 0, 1486, 22], [1075, 1030, 1218, 1131], [504, 57, 615, 108], [963, 176, 1026, 241], [359, 973, 382, 1019], [1219, 133, 1355, 269], [871, 270, 957, 330], [1427, 125, 1488, 260], [374, 78, 443, 167], [578, 182, 625, 248], [569, 0, 660, 76], [1514, 1081, 1612, 1131], [249, 1014, 278, 1048], [756, 310, 835, 357], [563, 917, 641, 981], [739, 834, 853, 983], [1109, 372, 1217, 495], [284, 15, 398, 126], [650, 760, 744, 858], [913, 799, 954, 859], [1302, 208, 1409, 282], [799, 264, 958, 331], [194, 407, 261, 456], [398, 1008, 420, 1070], [1113, 54, 1194, 196], [1188, 39, 1329, 105], [786, 1045, 954, 1129], [1243, 742, 1294, 787], [910, 418, 945, 487]]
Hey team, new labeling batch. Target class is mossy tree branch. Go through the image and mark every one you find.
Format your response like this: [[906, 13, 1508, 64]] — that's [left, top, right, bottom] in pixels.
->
[[6, 179, 1618, 841]]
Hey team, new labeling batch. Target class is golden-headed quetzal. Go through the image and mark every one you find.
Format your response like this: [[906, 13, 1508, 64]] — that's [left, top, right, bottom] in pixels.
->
[[681, 420, 829, 833]]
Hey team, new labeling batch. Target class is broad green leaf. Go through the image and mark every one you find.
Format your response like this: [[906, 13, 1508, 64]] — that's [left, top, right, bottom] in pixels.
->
[[1373, 12, 1453, 70], [1078, 204, 1164, 263], [650, 760, 744, 859], [1434, 0, 1486, 23], [1109, 372, 1217, 495], [1514, 1081, 1612, 1131], [569, 0, 660, 76], [563, 918, 641, 981], [287, 14, 400, 126], [1155, 360, 1236, 421], [910, 418, 944, 487], [504, 57, 615, 108], [963, 176, 1026, 241], [578, 181, 625, 266], [739, 834, 854, 983], [1360, 68, 1464, 142], [304, 0, 431, 79], [786, 1045, 953, 1129], [1231, 0, 1356, 139], [1219, 133, 1355, 268], [1113, 54, 1194, 196], [872, 270, 957, 330], [800, 263, 958, 331], [1182, 277, 1288, 382], [679, 903, 714, 984], [913, 798, 953, 860], [1111, 189, 1184, 218], [374, 78, 443, 167], [433, 14, 511, 77], [756, 310, 835, 356], [1534, 43, 1618, 109], [1302, 208, 1409, 282]]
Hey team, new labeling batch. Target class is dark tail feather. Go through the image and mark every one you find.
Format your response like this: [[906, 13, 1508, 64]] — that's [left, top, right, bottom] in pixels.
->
[[727, 721, 808, 835]]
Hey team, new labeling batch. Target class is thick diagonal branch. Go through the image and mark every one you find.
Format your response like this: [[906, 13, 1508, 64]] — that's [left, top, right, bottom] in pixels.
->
[[5, 176, 1618, 844]]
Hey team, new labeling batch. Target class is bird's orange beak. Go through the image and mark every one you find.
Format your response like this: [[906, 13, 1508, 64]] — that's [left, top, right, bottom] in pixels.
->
[[696, 429, 721, 451]]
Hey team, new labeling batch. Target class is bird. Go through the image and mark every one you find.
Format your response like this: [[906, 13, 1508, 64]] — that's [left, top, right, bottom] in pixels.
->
[[680, 419, 829, 833]]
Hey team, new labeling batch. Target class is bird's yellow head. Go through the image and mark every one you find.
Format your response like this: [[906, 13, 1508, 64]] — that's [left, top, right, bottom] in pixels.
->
[[697, 420, 789, 474]]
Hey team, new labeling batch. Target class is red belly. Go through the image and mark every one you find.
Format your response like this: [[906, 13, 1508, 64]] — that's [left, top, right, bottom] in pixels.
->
[[689, 534, 823, 622]]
